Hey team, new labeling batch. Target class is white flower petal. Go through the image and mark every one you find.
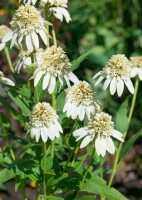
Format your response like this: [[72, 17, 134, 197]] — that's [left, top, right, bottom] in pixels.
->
[[112, 129, 124, 142], [42, 73, 50, 90], [99, 137, 107, 157], [48, 76, 56, 94], [93, 71, 103, 79], [37, 29, 47, 45], [1, 77, 15, 86], [110, 78, 117, 95], [68, 72, 79, 84], [2, 30, 13, 43], [78, 105, 85, 121], [10, 33, 18, 49], [103, 78, 111, 90], [0, 43, 5, 51], [95, 137, 101, 156], [64, 74, 71, 87], [124, 78, 134, 94], [80, 135, 93, 148], [34, 71, 44, 86], [41, 127, 48, 142], [116, 78, 124, 97], [138, 69, 142, 80], [26, 34, 33, 52], [95, 76, 104, 86], [31, 31, 39, 48], [35, 128, 41, 142], [131, 67, 138, 78], [105, 137, 115, 154]]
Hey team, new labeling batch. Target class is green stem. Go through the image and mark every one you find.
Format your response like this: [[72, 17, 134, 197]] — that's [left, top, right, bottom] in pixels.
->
[[51, 92, 56, 160], [101, 92, 111, 110], [42, 142, 47, 199], [108, 77, 139, 187], [36, 184, 40, 200], [4, 46, 14, 73], [71, 146, 79, 167], [75, 147, 95, 200]]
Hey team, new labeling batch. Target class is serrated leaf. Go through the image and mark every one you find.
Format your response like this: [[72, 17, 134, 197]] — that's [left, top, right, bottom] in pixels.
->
[[8, 91, 30, 116], [115, 98, 129, 133], [118, 129, 142, 163], [71, 51, 90, 71], [82, 174, 128, 200]]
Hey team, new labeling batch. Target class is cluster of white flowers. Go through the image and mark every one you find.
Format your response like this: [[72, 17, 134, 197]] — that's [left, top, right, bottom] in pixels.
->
[[2, 0, 140, 157]]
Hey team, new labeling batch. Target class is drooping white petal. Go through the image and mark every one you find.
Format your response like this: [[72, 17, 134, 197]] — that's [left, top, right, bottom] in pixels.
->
[[55, 122, 63, 133], [110, 77, 117, 95], [68, 72, 79, 84], [1, 77, 15, 86], [75, 130, 88, 141], [2, 31, 13, 43], [78, 105, 85, 121], [42, 73, 50, 90], [63, 101, 70, 112], [80, 135, 93, 148], [34, 71, 44, 86], [48, 76, 56, 94], [41, 127, 48, 142], [95, 137, 101, 156], [112, 129, 124, 142], [93, 71, 103, 79], [116, 78, 124, 97], [95, 76, 104, 86], [10, 33, 18, 49], [64, 74, 71, 87], [131, 67, 138, 78], [99, 137, 107, 157], [30, 127, 37, 138], [35, 128, 41, 142], [105, 137, 115, 154], [47, 127, 56, 141], [124, 78, 134, 94], [103, 78, 111, 90], [37, 29, 47, 45], [31, 31, 39, 48], [26, 34, 33, 52]]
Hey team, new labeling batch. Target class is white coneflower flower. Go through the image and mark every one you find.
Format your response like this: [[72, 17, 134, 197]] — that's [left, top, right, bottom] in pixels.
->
[[130, 56, 142, 80], [33, 45, 79, 94], [93, 54, 134, 97], [40, 0, 71, 23], [27, 102, 63, 142], [73, 112, 124, 157], [2, 4, 51, 52], [63, 81, 100, 121], [0, 25, 10, 51], [15, 48, 42, 73], [19, 0, 37, 5]]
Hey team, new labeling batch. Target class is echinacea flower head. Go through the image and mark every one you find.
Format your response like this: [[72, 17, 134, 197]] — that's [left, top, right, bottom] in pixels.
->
[[0, 25, 10, 51], [93, 54, 134, 97], [40, 0, 71, 23], [27, 102, 63, 142], [15, 48, 41, 73], [130, 56, 142, 80], [2, 4, 51, 52], [33, 45, 79, 94], [63, 81, 100, 121], [73, 112, 124, 157]]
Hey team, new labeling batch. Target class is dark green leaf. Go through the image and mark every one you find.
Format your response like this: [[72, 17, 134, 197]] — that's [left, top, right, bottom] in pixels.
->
[[41, 156, 53, 173], [0, 168, 17, 184], [47, 196, 64, 200], [71, 51, 91, 71], [118, 129, 142, 163], [115, 98, 129, 133], [8, 91, 30, 116], [79, 196, 96, 200], [82, 174, 128, 200]]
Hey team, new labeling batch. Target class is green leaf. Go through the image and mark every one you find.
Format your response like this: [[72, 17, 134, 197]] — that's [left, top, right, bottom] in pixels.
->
[[71, 51, 90, 71], [8, 91, 30, 116], [118, 129, 142, 163], [41, 156, 53, 173], [0, 168, 17, 184], [115, 98, 129, 133], [82, 174, 128, 200], [47, 173, 68, 186]]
